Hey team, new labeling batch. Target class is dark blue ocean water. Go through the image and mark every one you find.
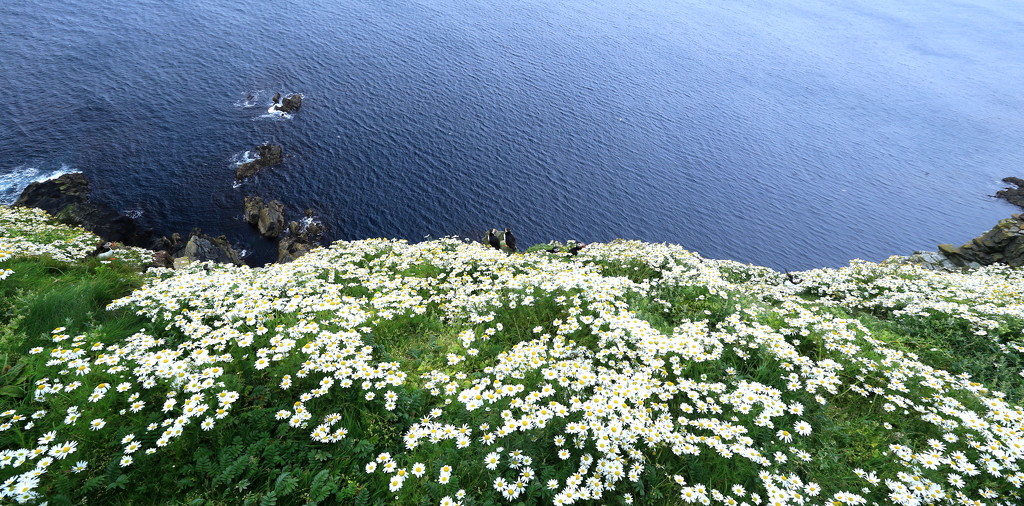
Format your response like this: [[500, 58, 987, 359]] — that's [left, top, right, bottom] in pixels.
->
[[2, 0, 1022, 269]]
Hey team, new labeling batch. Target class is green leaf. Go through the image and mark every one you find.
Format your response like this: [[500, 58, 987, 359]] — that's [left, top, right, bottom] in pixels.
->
[[82, 475, 106, 493], [2, 360, 26, 380], [0, 385, 23, 397], [308, 470, 335, 503], [259, 491, 278, 506], [274, 471, 298, 497], [106, 473, 129, 491], [352, 488, 369, 506]]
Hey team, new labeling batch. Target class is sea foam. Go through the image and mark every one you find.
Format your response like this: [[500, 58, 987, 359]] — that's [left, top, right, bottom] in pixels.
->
[[257, 109, 293, 121], [0, 164, 80, 205], [234, 90, 264, 109]]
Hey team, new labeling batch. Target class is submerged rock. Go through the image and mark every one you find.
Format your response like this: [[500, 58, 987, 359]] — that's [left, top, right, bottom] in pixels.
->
[[235, 144, 283, 180], [14, 173, 153, 247]]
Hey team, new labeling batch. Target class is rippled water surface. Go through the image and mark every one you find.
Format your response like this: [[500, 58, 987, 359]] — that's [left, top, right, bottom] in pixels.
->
[[2, 0, 1022, 269]]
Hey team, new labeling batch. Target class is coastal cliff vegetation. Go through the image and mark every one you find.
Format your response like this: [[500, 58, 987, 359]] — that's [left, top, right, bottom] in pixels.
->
[[2, 205, 1024, 505]]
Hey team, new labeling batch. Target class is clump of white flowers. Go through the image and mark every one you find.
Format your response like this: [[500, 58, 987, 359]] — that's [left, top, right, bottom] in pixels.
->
[[0, 206, 154, 270], [0, 206, 98, 264]]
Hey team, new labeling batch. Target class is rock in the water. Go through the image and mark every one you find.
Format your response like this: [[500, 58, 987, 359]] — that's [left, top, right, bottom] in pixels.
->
[[235, 144, 283, 180], [277, 217, 325, 263], [176, 229, 244, 266], [14, 173, 153, 247], [996, 177, 1024, 209], [259, 200, 286, 239], [271, 93, 303, 114], [243, 196, 263, 225], [242, 196, 286, 238], [14, 172, 89, 210], [937, 215, 1024, 267]]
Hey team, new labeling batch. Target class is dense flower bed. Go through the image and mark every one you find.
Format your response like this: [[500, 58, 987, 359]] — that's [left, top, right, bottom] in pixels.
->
[[2, 207, 1023, 505]]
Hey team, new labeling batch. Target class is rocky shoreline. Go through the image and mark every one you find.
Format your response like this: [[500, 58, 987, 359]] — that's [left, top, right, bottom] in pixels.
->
[[895, 177, 1024, 270], [901, 213, 1024, 270], [6, 89, 327, 270], [996, 177, 1024, 209], [10, 173, 1024, 272], [13, 172, 325, 268], [235, 144, 283, 180], [14, 173, 154, 248]]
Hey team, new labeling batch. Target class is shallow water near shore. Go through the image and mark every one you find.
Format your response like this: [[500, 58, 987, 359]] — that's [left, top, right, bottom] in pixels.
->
[[1, 0, 1021, 269]]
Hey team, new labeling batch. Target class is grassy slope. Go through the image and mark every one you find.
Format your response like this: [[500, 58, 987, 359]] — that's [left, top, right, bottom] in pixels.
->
[[2, 206, 1023, 506]]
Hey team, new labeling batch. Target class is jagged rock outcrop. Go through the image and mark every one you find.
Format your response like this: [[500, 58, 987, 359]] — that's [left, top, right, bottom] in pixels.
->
[[258, 201, 285, 239], [242, 197, 261, 225], [938, 214, 1024, 267], [14, 173, 153, 247], [14, 172, 90, 210], [243, 196, 286, 239], [157, 232, 184, 253], [898, 250, 966, 271], [235, 144, 283, 180], [171, 229, 244, 267], [151, 250, 174, 269], [277, 210, 325, 263], [270, 92, 303, 114], [996, 177, 1024, 209]]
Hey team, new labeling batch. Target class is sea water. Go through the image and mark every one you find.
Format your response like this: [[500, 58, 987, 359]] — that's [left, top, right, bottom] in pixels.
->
[[1, 0, 1021, 269]]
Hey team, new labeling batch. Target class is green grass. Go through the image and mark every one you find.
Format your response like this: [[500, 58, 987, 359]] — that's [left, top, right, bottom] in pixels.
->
[[833, 308, 1024, 405], [0, 257, 146, 353]]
